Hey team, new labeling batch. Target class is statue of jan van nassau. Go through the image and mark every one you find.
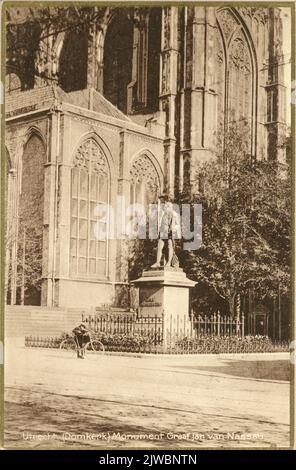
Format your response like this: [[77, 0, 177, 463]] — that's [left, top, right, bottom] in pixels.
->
[[151, 192, 180, 269], [133, 193, 195, 335]]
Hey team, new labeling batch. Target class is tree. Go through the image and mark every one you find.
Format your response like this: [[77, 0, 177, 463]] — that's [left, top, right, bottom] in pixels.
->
[[178, 121, 291, 317], [6, 6, 107, 87], [5, 197, 44, 306], [6, 6, 138, 89], [5, 134, 45, 306]]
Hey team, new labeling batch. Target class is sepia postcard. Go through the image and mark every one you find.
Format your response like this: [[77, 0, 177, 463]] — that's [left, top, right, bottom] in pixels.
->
[[0, 0, 295, 452]]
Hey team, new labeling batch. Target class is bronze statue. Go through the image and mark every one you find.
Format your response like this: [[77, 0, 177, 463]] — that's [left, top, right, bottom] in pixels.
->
[[151, 193, 180, 268]]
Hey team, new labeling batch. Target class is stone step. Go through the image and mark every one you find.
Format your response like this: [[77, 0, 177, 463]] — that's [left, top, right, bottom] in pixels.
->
[[4, 305, 134, 338], [5, 305, 85, 338]]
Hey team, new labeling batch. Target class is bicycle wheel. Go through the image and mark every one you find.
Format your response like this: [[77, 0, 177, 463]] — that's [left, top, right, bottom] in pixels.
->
[[85, 339, 105, 354], [60, 338, 77, 355]]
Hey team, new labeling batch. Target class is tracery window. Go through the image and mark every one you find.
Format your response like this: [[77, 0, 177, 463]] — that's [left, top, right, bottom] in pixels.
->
[[130, 154, 160, 208], [70, 138, 110, 278], [214, 28, 226, 138], [228, 34, 252, 124], [215, 8, 255, 149]]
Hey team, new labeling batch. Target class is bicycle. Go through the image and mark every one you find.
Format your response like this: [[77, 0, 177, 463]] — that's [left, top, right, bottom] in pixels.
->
[[59, 332, 105, 357]]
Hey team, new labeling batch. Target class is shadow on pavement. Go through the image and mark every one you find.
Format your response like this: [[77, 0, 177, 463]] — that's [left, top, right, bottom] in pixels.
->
[[172, 360, 290, 381]]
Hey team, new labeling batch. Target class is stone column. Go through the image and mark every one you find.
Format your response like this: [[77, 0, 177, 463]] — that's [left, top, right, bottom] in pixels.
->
[[265, 8, 287, 163], [114, 130, 131, 307], [160, 7, 179, 198], [257, 19, 269, 160], [95, 29, 105, 94], [41, 108, 62, 306], [53, 113, 71, 307], [180, 7, 217, 193], [86, 23, 97, 90]]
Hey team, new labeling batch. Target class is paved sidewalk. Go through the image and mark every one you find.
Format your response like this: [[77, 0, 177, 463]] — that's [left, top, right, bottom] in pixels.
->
[[4, 341, 291, 449]]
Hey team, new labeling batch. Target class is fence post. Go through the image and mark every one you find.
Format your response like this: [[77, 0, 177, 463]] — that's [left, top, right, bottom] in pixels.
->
[[190, 309, 194, 338], [217, 311, 220, 336], [226, 316, 229, 336], [154, 314, 157, 346], [213, 313, 216, 335], [162, 310, 166, 351], [197, 314, 202, 335], [235, 315, 240, 336]]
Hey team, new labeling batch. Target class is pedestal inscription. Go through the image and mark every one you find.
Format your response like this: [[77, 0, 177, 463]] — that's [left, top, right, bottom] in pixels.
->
[[132, 267, 196, 340]]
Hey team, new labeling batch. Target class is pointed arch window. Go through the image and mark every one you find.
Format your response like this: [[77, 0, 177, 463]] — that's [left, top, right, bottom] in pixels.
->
[[17, 134, 45, 305], [103, 14, 134, 113], [228, 33, 252, 124], [147, 8, 162, 112], [70, 138, 110, 278], [130, 154, 160, 208], [215, 8, 255, 152], [58, 29, 88, 92]]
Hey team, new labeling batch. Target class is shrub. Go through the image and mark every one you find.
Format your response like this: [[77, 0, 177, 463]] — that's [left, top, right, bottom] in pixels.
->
[[55, 331, 155, 350], [30, 332, 288, 354], [174, 334, 289, 354], [92, 332, 155, 349]]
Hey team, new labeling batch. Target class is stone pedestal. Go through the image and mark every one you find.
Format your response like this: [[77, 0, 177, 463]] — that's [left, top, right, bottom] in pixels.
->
[[132, 267, 196, 341]]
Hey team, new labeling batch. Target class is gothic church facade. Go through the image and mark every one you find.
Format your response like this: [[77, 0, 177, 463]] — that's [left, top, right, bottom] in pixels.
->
[[5, 6, 287, 308]]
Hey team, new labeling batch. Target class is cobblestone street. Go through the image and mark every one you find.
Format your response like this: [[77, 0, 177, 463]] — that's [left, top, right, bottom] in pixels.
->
[[5, 341, 291, 449]]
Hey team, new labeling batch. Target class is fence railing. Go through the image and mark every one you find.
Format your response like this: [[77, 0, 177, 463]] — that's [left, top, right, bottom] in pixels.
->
[[82, 311, 245, 341], [82, 312, 163, 343], [24, 333, 289, 354], [82, 312, 136, 335], [193, 312, 245, 337], [25, 311, 264, 354]]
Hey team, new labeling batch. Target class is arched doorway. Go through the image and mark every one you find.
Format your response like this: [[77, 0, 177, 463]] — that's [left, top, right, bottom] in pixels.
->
[[17, 134, 45, 305], [103, 14, 134, 113]]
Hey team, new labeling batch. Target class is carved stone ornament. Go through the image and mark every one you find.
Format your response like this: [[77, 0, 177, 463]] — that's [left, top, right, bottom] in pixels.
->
[[216, 8, 239, 42], [215, 27, 225, 65], [73, 138, 109, 176], [239, 7, 268, 24], [230, 35, 251, 73], [130, 154, 160, 192], [161, 52, 170, 94], [163, 7, 171, 50]]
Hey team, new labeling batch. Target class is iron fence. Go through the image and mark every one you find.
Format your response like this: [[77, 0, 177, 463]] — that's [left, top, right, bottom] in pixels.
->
[[24, 333, 289, 354], [193, 312, 245, 337], [82, 312, 164, 344], [82, 311, 245, 340], [25, 310, 290, 354]]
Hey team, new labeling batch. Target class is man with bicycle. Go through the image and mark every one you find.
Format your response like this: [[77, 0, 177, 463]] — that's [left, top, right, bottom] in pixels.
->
[[72, 322, 91, 359]]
